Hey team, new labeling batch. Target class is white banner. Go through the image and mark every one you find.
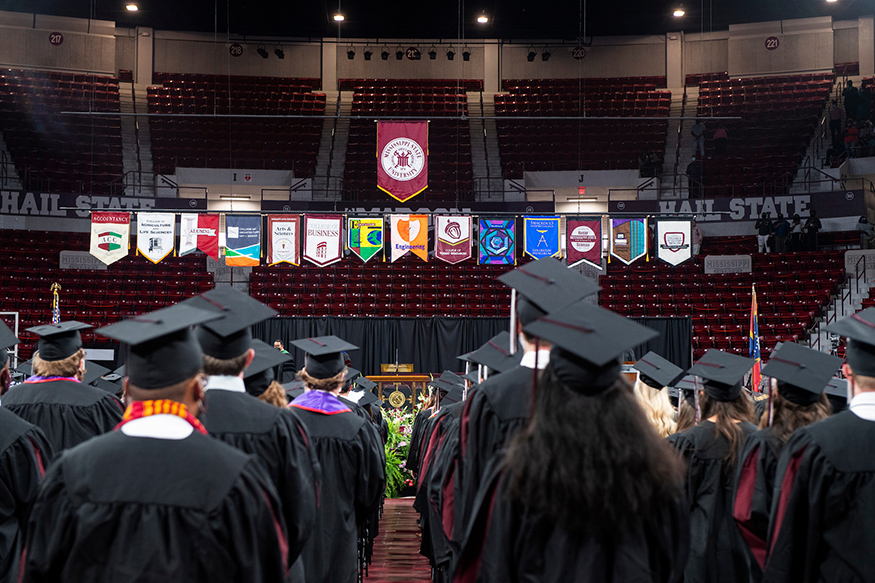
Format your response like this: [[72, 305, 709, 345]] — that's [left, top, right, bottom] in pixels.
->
[[656, 220, 692, 266], [303, 214, 343, 267], [136, 213, 175, 264], [89, 212, 130, 266]]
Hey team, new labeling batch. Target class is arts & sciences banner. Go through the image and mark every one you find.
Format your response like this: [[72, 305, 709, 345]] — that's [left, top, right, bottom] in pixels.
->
[[303, 214, 343, 267], [390, 214, 428, 262], [656, 220, 692, 266], [136, 212, 175, 264], [479, 219, 516, 265], [347, 217, 383, 262], [179, 214, 220, 260], [225, 215, 261, 266], [90, 212, 130, 265], [435, 215, 472, 264], [610, 218, 647, 265], [566, 218, 602, 268], [377, 121, 428, 203], [523, 216, 561, 260], [267, 215, 300, 265]]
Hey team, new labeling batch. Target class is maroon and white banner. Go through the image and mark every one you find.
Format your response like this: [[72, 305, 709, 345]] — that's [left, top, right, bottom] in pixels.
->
[[377, 121, 428, 203], [566, 219, 602, 268], [435, 215, 472, 264], [267, 215, 300, 265], [303, 214, 343, 267]]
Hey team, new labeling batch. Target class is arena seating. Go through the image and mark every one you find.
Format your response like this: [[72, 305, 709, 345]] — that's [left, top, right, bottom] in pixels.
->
[[341, 79, 475, 201], [0, 68, 122, 194], [493, 77, 670, 178], [147, 73, 325, 177]]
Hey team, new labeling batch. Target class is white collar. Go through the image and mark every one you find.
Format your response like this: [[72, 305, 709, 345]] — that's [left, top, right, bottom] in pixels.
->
[[520, 349, 551, 370], [850, 391, 875, 421], [120, 415, 194, 440], [204, 375, 246, 393]]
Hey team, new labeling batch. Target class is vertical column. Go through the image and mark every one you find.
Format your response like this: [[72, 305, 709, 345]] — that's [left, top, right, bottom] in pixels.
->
[[860, 16, 874, 78], [483, 41, 499, 94], [666, 32, 683, 89], [134, 27, 153, 86], [322, 40, 338, 92]]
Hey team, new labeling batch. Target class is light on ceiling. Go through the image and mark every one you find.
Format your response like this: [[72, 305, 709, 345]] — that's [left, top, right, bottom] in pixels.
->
[[462, 47, 471, 61], [256, 46, 269, 59], [447, 47, 455, 60], [219, 195, 252, 200], [541, 49, 551, 61], [477, 13, 489, 24], [673, 9, 686, 17], [347, 47, 355, 60], [333, 13, 344, 22], [274, 47, 284, 59], [363, 48, 373, 60], [428, 46, 437, 60], [567, 197, 597, 202], [395, 47, 404, 60], [527, 50, 536, 62], [381, 47, 389, 60], [826, 0, 837, 3], [125, 3, 138, 11]]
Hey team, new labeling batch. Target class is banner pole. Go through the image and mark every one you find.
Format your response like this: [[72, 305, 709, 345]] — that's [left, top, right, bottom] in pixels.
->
[[509, 289, 518, 354]]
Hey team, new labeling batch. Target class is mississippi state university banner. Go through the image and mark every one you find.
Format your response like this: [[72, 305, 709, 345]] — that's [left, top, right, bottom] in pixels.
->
[[377, 121, 428, 203], [179, 213, 220, 260], [267, 215, 300, 265], [523, 216, 561, 260], [479, 219, 516, 265], [566, 218, 602, 268], [303, 214, 343, 267], [610, 218, 648, 265], [656, 220, 692, 266], [390, 214, 428, 262], [348, 217, 384, 262], [136, 212, 175, 264], [90, 212, 130, 265], [435, 215, 472, 264], [224, 215, 261, 266]]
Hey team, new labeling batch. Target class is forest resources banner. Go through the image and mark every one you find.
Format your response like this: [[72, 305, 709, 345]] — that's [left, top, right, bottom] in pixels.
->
[[267, 215, 300, 265], [390, 215, 428, 262], [303, 214, 343, 266], [89, 212, 130, 266], [347, 217, 384, 262], [566, 219, 602, 268], [136, 213, 175, 264], [435, 215, 472, 264], [377, 122, 429, 203], [179, 213, 219, 260], [224, 215, 261, 266]]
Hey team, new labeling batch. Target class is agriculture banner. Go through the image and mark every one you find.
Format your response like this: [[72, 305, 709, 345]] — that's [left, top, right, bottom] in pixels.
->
[[566, 218, 602, 268], [267, 215, 300, 265], [523, 216, 561, 260], [610, 218, 648, 265], [136, 212, 174, 264], [435, 215, 472, 264], [377, 121, 428, 203], [303, 214, 343, 267], [347, 217, 384, 262], [224, 215, 261, 266], [479, 218, 516, 265], [179, 213, 220, 260], [656, 220, 692, 266], [90, 212, 130, 266], [390, 214, 429, 262]]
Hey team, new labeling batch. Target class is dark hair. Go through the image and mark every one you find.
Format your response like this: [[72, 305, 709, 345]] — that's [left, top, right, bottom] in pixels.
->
[[274, 339, 283, 345], [698, 390, 754, 473], [676, 397, 696, 433], [203, 352, 250, 376], [758, 391, 832, 443], [505, 366, 685, 539]]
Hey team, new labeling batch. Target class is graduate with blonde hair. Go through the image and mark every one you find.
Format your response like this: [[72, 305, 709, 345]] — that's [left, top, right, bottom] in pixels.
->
[[633, 352, 684, 438]]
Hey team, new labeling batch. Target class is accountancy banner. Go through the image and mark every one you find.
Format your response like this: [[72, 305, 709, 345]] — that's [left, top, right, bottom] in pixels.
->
[[136, 212, 175, 264], [224, 215, 261, 266], [478, 218, 516, 265], [610, 218, 648, 265], [656, 220, 692, 266], [90, 212, 130, 265], [565, 218, 602, 268], [179, 213, 220, 260], [377, 121, 429, 203], [435, 215, 472, 264], [347, 217, 384, 262], [390, 214, 429, 262], [267, 215, 300, 265], [523, 216, 561, 260], [303, 214, 343, 267]]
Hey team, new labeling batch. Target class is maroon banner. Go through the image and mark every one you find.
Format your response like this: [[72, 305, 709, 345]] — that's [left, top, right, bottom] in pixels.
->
[[377, 121, 428, 203], [566, 219, 602, 268], [435, 215, 472, 264]]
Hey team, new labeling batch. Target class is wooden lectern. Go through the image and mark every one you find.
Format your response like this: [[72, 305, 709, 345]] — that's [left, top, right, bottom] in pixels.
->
[[371, 364, 429, 409]]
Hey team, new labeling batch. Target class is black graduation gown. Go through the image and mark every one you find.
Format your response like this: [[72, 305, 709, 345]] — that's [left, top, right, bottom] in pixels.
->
[[3, 379, 124, 452], [0, 408, 54, 582], [22, 428, 288, 582], [200, 389, 320, 567], [763, 411, 875, 583], [290, 393, 386, 583], [407, 407, 433, 475], [671, 420, 758, 583]]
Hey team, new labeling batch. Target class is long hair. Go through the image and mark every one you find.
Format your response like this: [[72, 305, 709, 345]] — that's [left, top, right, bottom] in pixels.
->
[[633, 378, 677, 438], [698, 390, 754, 471], [258, 380, 289, 408], [506, 366, 685, 539], [676, 397, 696, 433], [758, 389, 832, 444]]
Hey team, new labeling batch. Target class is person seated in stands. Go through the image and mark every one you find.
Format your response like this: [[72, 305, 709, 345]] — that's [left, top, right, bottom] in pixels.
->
[[858, 120, 875, 157], [713, 124, 728, 155]]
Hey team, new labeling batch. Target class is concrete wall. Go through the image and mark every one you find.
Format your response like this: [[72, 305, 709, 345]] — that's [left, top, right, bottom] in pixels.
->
[[834, 20, 860, 65], [728, 18, 834, 76], [684, 32, 730, 75]]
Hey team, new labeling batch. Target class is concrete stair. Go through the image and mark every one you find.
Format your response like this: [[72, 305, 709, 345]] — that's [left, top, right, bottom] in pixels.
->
[[479, 93, 504, 200], [119, 84, 155, 196], [808, 277, 873, 353], [660, 86, 696, 198], [312, 90, 348, 200]]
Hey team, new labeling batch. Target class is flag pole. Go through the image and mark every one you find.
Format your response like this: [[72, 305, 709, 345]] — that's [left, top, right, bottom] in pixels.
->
[[50, 282, 61, 324], [750, 284, 762, 393]]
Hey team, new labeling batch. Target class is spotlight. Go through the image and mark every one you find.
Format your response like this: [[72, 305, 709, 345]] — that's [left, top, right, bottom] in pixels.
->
[[395, 48, 404, 60], [333, 13, 344, 22], [447, 47, 455, 60], [673, 8, 685, 17], [477, 13, 489, 24], [347, 48, 355, 60], [257, 46, 269, 59], [125, 3, 138, 11], [527, 50, 536, 62], [428, 46, 437, 60], [462, 47, 471, 61], [274, 46, 284, 59], [364, 48, 373, 60], [411, 48, 421, 60], [381, 48, 389, 60], [541, 49, 551, 61]]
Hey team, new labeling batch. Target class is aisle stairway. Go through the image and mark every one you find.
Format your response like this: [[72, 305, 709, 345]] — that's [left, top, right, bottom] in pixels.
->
[[366, 498, 431, 583]]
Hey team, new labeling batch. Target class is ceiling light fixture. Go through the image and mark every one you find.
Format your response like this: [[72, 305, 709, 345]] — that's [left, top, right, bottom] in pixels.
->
[[256, 46, 269, 59], [363, 47, 373, 60], [447, 46, 455, 60], [125, 3, 138, 11], [462, 47, 471, 61], [477, 13, 489, 24], [567, 197, 597, 202], [219, 195, 252, 201], [428, 45, 437, 60], [333, 13, 344, 22], [395, 47, 404, 60], [381, 47, 390, 60], [347, 45, 356, 60], [527, 49, 536, 62], [541, 49, 551, 61], [274, 46, 284, 59], [673, 8, 686, 17]]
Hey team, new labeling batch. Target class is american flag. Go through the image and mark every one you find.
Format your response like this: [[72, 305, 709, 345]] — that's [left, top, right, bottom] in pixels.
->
[[51, 283, 60, 324], [749, 284, 762, 391]]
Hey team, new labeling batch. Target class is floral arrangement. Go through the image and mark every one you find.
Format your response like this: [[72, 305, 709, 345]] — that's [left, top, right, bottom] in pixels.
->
[[383, 392, 430, 498]]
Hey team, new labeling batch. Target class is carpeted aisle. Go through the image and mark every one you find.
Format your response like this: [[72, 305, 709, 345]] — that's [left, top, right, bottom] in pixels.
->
[[366, 498, 432, 582]]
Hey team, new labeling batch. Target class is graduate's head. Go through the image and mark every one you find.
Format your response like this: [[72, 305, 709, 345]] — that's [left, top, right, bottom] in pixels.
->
[[826, 309, 875, 397], [292, 335, 358, 394], [28, 321, 92, 380], [243, 339, 292, 399], [202, 349, 255, 377], [32, 348, 86, 380]]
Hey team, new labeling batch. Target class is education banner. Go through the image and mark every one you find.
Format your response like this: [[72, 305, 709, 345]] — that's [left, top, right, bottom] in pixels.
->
[[303, 214, 343, 267], [390, 214, 429, 262], [347, 217, 384, 262], [179, 213, 220, 260], [479, 218, 516, 265], [566, 218, 602, 268], [377, 121, 429, 203], [267, 215, 300, 265], [136, 212, 175, 264], [523, 215, 561, 260], [435, 215, 472, 264], [90, 212, 130, 266], [610, 218, 648, 265], [656, 220, 692, 266], [224, 215, 261, 266]]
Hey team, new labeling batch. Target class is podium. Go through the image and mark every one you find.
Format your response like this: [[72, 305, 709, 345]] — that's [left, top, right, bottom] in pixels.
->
[[370, 367, 430, 409]]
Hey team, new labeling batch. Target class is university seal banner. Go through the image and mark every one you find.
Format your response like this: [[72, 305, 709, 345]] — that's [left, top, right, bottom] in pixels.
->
[[267, 215, 300, 265], [377, 121, 428, 203], [179, 213, 220, 260], [224, 215, 261, 266], [610, 218, 647, 265], [136, 212, 175, 264], [656, 220, 692, 266], [566, 218, 602, 268], [523, 216, 561, 260], [90, 212, 130, 265], [303, 214, 343, 267], [479, 218, 516, 265], [435, 215, 472, 264], [390, 214, 428, 262], [348, 217, 383, 262]]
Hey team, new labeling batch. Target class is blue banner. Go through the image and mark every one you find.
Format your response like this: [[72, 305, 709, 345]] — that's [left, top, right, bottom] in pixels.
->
[[523, 216, 561, 260], [225, 214, 261, 266], [478, 219, 516, 265]]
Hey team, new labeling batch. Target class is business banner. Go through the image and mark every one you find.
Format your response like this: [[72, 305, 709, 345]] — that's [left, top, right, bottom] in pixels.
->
[[566, 218, 602, 268], [610, 218, 648, 265], [435, 215, 472, 264], [90, 212, 130, 266], [523, 216, 561, 260], [479, 218, 516, 265], [656, 220, 692, 266], [303, 214, 343, 267], [224, 215, 261, 266], [347, 217, 384, 262], [267, 215, 300, 265], [136, 212, 175, 264], [377, 121, 429, 203], [179, 213, 220, 260], [390, 214, 429, 262]]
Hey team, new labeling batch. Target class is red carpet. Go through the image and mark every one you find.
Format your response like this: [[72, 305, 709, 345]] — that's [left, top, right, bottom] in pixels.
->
[[366, 498, 432, 582]]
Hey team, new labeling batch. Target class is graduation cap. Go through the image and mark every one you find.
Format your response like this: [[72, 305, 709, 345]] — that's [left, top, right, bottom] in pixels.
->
[[428, 378, 456, 395], [28, 321, 92, 362], [243, 339, 293, 397], [825, 308, 875, 377], [498, 257, 600, 325], [354, 375, 377, 391], [462, 370, 480, 384], [439, 370, 465, 387], [633, 351, 684, 389], [687, 349, 754, 402], [97, 303, 223, 390], [343, 367, 362, 389], [761, 342, 843, 406], [0, 321, 18, 368], [357, 389, 382, 408], [283, 379, 305, 400], [443, 386, 465, 405], [291, 335, 359, 380], [83, 362, 112, 386], [15, 360, 32, 379], [182, 287, 278, 360], [462, 331, 522, 373]]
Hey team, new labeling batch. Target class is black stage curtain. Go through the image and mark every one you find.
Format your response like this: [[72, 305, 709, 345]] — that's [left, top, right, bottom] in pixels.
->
[[631, 317, 693, 370]]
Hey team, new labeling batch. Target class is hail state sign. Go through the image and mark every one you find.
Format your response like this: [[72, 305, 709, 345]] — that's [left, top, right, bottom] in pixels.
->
[[377, 121, 428, 203], [656, 220, 692, 266]]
